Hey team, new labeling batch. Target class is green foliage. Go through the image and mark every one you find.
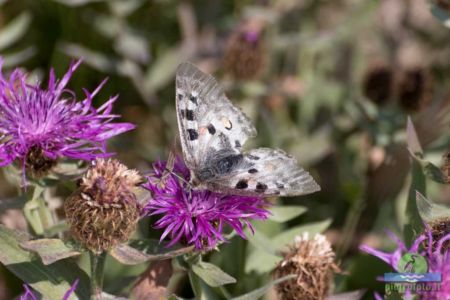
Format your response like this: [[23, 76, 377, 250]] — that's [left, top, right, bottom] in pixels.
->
[[0, 225, 90, 300]]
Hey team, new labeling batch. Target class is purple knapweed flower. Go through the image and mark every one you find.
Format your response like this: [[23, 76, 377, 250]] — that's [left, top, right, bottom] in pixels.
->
[[142, 158, 270, 250], [20, 279, 79, 300], [360, 228, 450, 299], [0, 59, 134, 180]]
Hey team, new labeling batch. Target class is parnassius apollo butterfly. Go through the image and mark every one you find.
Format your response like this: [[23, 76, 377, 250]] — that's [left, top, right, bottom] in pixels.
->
[[175, 62, 320, 197]]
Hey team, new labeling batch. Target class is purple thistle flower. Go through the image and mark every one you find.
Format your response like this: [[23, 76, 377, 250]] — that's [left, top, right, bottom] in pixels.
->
[[0, 59, 134, 180], [142, 158, 270, 250], [20, 279, 79, 300], [360, 229, 450, 299]]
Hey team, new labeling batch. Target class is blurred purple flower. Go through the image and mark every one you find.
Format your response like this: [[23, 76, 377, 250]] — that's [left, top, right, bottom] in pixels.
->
[[360, 229, 450, 299], [20, 279, 79, 300], [142, 158, 270, 250], [0, 59, 134, 178]]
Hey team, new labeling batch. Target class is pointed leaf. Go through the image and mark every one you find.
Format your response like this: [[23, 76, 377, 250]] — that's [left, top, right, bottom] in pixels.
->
[[2, 47, 36, 67], [421, 160, 446, 184], [0, 225, 89, 299], [110, 240, 194, 265], [273, 219, 332, 248], [245, 228, 280, 256], [20, 238, 81, 265], [269, 205, 307, 223], [0, 12, 31, 51], [191, 261, 236, 287], [404, 154, 426, 244], [231, 274, 296, 300], [406, 117, 423, 156]]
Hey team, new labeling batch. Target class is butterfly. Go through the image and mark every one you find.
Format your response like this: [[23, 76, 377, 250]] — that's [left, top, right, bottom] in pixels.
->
[[175, 62, 320, 197]]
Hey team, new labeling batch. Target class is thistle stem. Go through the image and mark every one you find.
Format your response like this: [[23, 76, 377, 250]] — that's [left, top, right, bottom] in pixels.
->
[[89, 251, 106, 300]]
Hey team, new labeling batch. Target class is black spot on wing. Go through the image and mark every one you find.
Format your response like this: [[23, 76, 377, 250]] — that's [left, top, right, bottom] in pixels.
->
[[190, 94, 197, 104], [177, 94, 183, 101], [207, 124, 216, 135], [180, 109, 186, 119], [235, 140, 241, 148], [186, 110, 195, 121], [256, 182, 268, 193], [248, 168, 258, 174], [247, 155, 260, 160], [187, 129, 198, 140], [236, 179, 248, 189], [276, 183, 285, 189]]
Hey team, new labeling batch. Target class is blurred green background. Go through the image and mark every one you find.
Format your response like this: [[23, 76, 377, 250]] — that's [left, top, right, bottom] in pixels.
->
[[0, 0, 449, 299]]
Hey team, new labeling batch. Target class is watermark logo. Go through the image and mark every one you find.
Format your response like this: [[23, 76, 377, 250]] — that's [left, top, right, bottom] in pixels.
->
[[384, 252, 441, 295]]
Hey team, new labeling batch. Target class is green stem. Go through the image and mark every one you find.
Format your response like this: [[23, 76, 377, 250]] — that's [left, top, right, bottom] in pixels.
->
[[90, 251, 107, 300], [188, 270, 202, 299]]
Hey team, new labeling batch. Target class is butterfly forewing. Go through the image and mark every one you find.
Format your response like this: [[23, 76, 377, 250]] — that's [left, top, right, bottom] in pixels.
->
[[175, 62, 256, 170]]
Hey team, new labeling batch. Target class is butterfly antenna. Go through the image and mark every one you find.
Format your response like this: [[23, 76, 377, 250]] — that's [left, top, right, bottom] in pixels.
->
[[164, 167, 193, 188]]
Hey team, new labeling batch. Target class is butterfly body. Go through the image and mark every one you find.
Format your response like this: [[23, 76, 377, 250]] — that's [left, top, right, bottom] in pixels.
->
[[175, 62, 320, 197]]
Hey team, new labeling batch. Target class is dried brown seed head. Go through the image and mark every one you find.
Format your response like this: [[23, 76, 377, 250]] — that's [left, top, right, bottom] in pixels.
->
[[274, 233, 338, 300], [64, 158, 142, 253]]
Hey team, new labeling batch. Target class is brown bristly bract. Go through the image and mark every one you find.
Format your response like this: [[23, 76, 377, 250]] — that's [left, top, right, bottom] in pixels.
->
[[25, 145, 58, 178], [64, 158, 142, 254]]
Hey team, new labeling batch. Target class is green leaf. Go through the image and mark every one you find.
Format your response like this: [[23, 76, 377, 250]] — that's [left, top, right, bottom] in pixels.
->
[[272, 219, 332, 247], [246, 220, 332, 273], [144, 47, 188, 92], [269, 205, 307, 223], [188, 270, 220, 300], [245, 228, 280, 256], [0, 225, 89, 300], [191, 261, 236, 287], [404, 119, 426, 245], [110, 239, 194, 265], [406, 117, 423, 156], [420, 159, 446, 184], [0, 12, 31, 51], [231, 274, 296, 300], [20, 238, 81, 265], [60, 43, 117, 73], [2, 47, 36, 68]]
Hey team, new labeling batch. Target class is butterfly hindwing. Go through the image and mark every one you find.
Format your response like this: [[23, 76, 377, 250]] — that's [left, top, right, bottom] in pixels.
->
[[206, 148, 320, 196], [175, 63, 256, 170]]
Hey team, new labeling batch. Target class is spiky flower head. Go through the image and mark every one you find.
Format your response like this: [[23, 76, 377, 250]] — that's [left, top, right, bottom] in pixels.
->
[[65, 159, 142, 253], [223, 28, 265, 80], [0, 59, 135, 180], [362, 63, 394, 106], [273, 233, 338, 300], [142, 158, 270, 250], [360, 229, 450, 299]]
